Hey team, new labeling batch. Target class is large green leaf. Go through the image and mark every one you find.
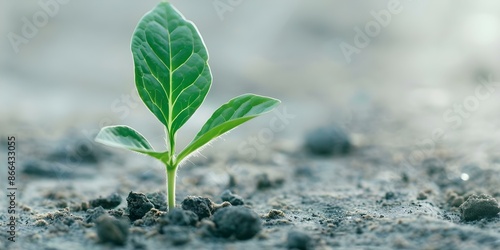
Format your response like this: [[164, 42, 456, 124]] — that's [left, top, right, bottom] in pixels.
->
[[132, 2, 211, 137], [95, 125, 168, 161], [177, 94, 281, 163]]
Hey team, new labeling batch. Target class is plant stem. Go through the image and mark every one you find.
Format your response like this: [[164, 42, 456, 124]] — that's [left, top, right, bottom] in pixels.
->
[[166, 128, 177, 211], [166, 166, 177, 211]]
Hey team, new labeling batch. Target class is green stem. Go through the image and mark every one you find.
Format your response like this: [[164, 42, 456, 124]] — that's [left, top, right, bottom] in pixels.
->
[[166, 166, 177, 211], [165, 128, 177, 211]]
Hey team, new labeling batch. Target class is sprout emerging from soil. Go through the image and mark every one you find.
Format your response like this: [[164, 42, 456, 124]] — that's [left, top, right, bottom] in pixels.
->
[[94, 2, 280, 210]]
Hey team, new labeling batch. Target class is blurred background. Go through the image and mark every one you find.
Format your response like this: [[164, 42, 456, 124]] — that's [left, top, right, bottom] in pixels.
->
[[2, 0, 500, 154]]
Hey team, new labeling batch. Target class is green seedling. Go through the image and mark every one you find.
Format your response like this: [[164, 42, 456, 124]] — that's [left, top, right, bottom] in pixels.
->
[[95, 2, 280, 210]]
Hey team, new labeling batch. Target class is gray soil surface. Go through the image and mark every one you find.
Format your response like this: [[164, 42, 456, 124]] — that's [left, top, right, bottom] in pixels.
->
[[1, 107, 500, 249]]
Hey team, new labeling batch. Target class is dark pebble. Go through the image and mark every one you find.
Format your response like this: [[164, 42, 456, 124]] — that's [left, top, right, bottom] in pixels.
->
[[86, 206, 107, 223], [213, 206, 262, 240], [127, 192, 154, 221], [181, 196, 214, 220], [304, 125, 351, 155], [220, 190, 245, 206], [459, 194, 500, 221], [90, 193, 122, 209], [96, 215, 129, 246], [286, 230, 313, 250], [146, 192, 168, 211], [256, 173, 284, 190], [167, 208, 198, 226], [385, 192, 396, 200], [46, 134, 111, 164], [256, 174, 272, 189], [22, 160, 73, 178]]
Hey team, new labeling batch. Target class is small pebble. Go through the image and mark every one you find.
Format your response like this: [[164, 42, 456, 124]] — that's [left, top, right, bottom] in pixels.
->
[[286, 230, 313, 250], [213, 206, 262, 240], [90, 193, 122, 209], [459, 194, 500, 221], [417, 192, 427, 200], [256, 173, 284, 190], [385, 192, 395, 200], [220, 190, 245, 206], [263, 209, 285, 219], [96, 215, 129, 246], [34, 219, 48, 227], [304, 125, 351, 155]]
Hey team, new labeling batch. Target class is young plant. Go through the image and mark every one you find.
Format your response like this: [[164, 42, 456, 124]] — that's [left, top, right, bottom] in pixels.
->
[[95, 2, 280, 210]]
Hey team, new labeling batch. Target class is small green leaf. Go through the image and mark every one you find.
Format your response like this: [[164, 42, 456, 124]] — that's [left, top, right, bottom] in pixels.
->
[[95, 125, 168, 161], [132, 2, 211, 137], [177, 94, 280, 163]]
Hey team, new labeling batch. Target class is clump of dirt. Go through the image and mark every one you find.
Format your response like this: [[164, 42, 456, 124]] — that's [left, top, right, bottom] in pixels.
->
[[36, 207, 83, 227], [126, 192, 154, 221], [213, 206, 262, 240], [95, 215, 129, 246], [263, 209, 285, 219], [134, 208, 165, 226], [459, 194, 500, 221], [89, 193, 122, 209], [146, 192, 168, 211], [220, 190, 244, 206], [181, 196, 215, 220]]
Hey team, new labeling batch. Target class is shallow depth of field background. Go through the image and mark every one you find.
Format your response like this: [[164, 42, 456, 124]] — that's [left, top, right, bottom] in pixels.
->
[[2, 0, 500, 156]]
